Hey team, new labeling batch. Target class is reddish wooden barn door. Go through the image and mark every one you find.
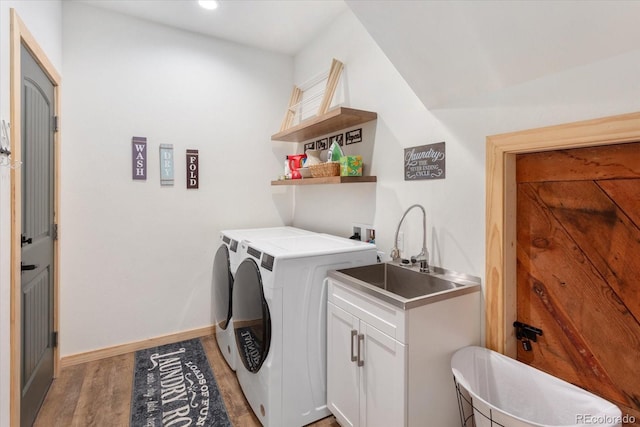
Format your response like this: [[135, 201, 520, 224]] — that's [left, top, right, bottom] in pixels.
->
[[516, 142, 640, 425]]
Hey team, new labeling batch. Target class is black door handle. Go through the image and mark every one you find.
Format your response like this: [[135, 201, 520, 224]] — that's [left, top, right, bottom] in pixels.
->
[[21, 235, 32, 246], [21, 263, 38, 271]]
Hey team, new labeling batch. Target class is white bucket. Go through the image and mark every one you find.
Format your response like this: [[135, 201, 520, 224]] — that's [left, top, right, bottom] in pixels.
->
[[451, 346, 623, 427]]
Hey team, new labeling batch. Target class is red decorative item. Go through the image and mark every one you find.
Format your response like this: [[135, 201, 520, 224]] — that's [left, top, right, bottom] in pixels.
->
[[287, 154, 307, 179]]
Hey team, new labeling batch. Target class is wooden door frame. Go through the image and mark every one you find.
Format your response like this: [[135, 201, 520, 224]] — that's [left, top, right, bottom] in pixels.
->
[[10, 9, 61, 427], [485, 111, 640, 357]]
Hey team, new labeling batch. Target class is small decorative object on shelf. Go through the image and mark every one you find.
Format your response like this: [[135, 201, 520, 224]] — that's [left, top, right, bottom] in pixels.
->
[[328, 139, 344, 161], [340, 155, 363, 177], [310, 162, 340, 178], [287, 153, 307, 179], [345, 128, 362, 145], [304, 149, 323, 166]]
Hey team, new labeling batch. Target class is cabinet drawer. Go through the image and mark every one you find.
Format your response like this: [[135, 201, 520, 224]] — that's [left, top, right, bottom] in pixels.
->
[[329, 278, 406, 342]]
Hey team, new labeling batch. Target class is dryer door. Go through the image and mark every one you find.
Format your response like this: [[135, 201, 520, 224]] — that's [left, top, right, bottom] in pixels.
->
[[213, 244, 233, 330], [233, 258, 271, 373]]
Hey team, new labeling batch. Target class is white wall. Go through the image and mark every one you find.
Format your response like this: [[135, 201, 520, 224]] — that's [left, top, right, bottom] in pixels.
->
[[0, 1, 62, 424], [292, 9, 484, 277], [60, 2, 293, 356], [292, 8, 640, 339]]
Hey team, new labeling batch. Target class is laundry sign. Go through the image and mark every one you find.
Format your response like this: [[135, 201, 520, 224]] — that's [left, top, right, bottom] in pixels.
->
[[186, 149, 199, 189], [159, 144, 174, 186], [132, 136, 147, 180], [404, 142, 445, 181]]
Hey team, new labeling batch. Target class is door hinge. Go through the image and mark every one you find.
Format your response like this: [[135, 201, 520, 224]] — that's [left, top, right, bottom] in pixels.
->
[[52, 331, 58, 348], [52, 115, 59, 133], [52, 223, 58, 241]]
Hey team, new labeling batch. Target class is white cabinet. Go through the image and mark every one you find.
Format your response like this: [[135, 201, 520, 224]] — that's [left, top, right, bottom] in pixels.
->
[[327, 302, 405, 427], [359, 319, 406, 427], [327, 276, 481, 427]]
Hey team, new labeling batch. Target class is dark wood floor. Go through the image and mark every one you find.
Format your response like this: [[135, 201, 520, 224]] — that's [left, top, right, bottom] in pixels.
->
[[34, 335, 339, 427]]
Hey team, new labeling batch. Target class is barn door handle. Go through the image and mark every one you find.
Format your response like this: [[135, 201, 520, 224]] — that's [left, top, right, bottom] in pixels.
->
[[21, 263, 38, 271]]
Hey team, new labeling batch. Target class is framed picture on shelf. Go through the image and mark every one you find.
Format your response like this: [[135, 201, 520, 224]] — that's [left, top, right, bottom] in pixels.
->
[[316, 138, 328, 150], [304, 141, 315, 151], [345, 128, 362, 145], [330, 133, 344, 146]]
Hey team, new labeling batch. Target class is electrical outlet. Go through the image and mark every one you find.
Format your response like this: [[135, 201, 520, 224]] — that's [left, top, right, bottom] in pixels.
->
[[397, 231, 404, 252], [352, 223, 375, 244]]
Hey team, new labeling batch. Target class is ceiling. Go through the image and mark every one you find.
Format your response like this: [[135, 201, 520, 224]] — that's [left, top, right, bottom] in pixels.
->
[[73, 0, 348, 56], [72, 1, 640, 109], [347, 0, 640, 108]]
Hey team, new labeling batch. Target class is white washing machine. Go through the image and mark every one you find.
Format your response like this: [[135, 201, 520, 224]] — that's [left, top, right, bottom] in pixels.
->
[[212, 227, 315, 371], [232, 234, 377, 426]]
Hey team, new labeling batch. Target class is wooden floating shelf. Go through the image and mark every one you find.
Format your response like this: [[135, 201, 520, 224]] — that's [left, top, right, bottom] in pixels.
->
[[271, 176, 377, 186], [271, 107, 377, 142]]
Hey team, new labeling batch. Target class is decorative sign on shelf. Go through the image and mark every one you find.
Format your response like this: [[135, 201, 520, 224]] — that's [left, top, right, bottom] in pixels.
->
[[186, 149, 199, 189], [159, 144, 174, 186], [345, 128, 362, 145], [404, 142, 445, 181], [329, 133, 344, 146], [132, 136, 147, 180], [303, 129, 363, 152], [316, 138, 328, 150]]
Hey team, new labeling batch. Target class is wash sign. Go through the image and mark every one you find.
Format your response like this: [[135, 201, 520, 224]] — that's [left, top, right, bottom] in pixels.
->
[[404, 142, 445, 181], [132, 136, 147, 180]]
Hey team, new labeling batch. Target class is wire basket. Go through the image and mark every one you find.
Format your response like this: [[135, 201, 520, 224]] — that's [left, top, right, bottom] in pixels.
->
[[310, 162, 340, 177], [454, 377, 506, 427]]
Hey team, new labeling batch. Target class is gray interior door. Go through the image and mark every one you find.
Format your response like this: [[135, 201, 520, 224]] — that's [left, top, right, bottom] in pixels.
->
[[20, 44, 55, 427]]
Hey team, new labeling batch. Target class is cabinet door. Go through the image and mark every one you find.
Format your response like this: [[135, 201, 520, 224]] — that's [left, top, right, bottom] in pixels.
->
[[360, 322, 406, 427], [327, 303, 360, 427]]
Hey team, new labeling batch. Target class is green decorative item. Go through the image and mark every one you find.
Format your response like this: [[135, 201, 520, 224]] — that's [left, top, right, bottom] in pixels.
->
[[329, 140, 344, 162], [339, 155, 363, 176]]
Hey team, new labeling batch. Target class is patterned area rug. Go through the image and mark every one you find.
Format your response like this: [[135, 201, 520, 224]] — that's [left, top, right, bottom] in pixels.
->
[[130, 338, 231, 427]]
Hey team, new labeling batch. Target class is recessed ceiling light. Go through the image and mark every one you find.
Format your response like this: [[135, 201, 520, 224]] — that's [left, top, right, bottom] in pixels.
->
[[198, 0, 219, 10]]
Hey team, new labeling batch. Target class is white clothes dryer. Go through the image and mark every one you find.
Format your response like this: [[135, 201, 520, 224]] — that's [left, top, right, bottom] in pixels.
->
[[232, 234, 377, 426], [212, 227, 315, 371]]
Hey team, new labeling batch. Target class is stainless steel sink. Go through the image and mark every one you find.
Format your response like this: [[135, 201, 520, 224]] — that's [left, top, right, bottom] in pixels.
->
[[328, 262, 481, 309]]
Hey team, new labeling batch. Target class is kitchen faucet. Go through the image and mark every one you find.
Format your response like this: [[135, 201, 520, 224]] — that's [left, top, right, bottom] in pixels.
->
[[390, 204, 430, 273]]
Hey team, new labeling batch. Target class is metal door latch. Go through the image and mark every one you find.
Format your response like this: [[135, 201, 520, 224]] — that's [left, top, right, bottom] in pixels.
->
[[21, 262, 38, 272], [21, 234, 32, 246], [513, 321, 543, 352]]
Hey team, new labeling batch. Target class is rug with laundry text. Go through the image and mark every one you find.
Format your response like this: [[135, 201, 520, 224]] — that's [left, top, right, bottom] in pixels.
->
[[130, 338, 231, 427]]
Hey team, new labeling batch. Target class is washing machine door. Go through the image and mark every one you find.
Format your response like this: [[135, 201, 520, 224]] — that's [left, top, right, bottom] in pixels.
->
[[213, 244, 233, 330], [233, 258, 271, 373]]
